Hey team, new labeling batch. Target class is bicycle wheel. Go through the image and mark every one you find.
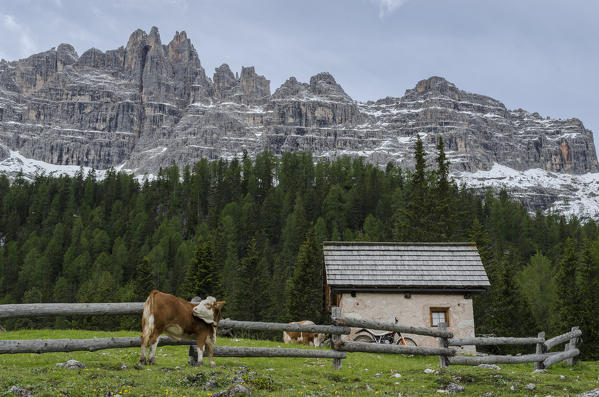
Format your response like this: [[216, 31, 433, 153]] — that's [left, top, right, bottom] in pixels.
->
[[397, 337, 417, 346], [354, 334, 375, 343]]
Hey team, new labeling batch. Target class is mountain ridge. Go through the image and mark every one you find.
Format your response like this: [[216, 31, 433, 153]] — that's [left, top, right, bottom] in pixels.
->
[[0, 26, 597, 219]]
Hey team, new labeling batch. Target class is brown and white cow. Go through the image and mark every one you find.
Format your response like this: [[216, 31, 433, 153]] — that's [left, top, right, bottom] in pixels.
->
[[140, 290, 225, 367], [282, 320, 327, 347]]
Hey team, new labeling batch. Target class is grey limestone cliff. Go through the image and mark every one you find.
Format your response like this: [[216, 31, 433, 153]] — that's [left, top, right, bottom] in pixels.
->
[[0, 27, 598, 216]]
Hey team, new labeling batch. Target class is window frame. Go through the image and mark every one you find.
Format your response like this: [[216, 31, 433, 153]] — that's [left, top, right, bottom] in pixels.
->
[[430, 307, 450, 327]]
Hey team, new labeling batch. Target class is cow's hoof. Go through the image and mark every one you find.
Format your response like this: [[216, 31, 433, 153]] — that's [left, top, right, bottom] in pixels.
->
[[139, 358, 146, 366], [149, 358, 155, 365], [210, 361, 216, 368]]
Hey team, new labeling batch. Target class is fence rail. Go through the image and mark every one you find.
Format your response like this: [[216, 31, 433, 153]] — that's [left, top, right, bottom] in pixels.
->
[[0, 303, 144, 318], [448, 337, 543, 346], [219, 319, 350, 335], [544, 329, 582, 351], [0, 336, 346, 358], [332, 316, 453, 338], [0, 303, 582, 371], [336, 340, 455, 356]]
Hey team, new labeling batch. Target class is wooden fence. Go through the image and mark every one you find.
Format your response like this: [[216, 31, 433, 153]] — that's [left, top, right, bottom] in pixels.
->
[[0, 303, 582, 370]]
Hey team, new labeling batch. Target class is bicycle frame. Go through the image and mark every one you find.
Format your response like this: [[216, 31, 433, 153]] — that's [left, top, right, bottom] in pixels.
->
[[355, 328, 409, 345]]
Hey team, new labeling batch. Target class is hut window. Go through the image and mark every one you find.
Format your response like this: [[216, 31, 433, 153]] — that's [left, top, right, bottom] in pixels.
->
[[430, 308, 449, 327]]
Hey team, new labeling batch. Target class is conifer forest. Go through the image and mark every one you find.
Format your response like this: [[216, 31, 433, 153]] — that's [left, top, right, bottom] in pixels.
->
[[1, 137, 598, 358]]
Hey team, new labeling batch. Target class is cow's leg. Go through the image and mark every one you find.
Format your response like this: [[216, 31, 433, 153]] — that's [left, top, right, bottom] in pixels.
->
[[145, 331, 160, 365], [140, 329, 152, 365], [188, 345, 198, 366], [140, 292, 155, 366], [193, 332, 208, 367], [139, 341, 147, 365], [148, 340, 159, 365], [205, 330, 216, 367]]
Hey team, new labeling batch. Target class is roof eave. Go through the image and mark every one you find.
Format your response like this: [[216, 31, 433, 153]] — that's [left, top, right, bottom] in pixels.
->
[[323, 241, 477, 247], [330, 285, 489, 294]]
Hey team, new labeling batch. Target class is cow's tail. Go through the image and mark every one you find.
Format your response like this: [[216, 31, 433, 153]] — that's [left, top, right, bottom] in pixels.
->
[[141, 291, 155, 345]]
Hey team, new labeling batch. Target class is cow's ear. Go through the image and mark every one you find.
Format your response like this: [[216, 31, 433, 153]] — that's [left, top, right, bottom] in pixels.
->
[[214, 301, 226, 309]]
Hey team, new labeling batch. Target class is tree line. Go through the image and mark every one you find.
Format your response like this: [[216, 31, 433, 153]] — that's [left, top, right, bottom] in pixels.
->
[[0, 137, 598, 358]]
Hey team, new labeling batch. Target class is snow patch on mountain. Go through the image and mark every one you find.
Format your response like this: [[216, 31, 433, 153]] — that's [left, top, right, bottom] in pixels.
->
[[455, 163, 599, 220], [0, 149, 154, 182], [1, 148, 597, 221]]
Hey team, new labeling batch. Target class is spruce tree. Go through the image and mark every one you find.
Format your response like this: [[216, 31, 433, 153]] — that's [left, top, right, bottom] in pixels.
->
[[433, 136, 453, 240], [577, 239, 599, 358], [230, 239, 260, 321], [394, 135, 434, 241], [469, 218, 498, 333], [484, 255, 535, 341], [134, 258, 155, 300], [286, 230, 324, 322], [554, 238, 580, 332], [516, 252, 556, 332], [181, 236, 221, 300]]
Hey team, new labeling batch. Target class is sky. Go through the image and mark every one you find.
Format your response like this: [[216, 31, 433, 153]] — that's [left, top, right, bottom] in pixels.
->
[[1, 0, 598, 155]]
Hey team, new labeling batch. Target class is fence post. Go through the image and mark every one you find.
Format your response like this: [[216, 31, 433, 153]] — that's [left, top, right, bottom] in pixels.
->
[[438, 322, 449, 371], [565, 326, 580, 366], [330, 306, 343, 370], [534, 331, 545, 370]]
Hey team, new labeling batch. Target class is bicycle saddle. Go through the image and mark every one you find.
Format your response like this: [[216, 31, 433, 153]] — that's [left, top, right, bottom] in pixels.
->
[[367, 329, 393, 336]]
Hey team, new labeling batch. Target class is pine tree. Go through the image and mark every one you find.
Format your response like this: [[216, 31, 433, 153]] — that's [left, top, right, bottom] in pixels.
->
[[469, 218, 499, 333], [281, 193, 308, 272], [286, 230, 324, 322], [394, 135, 435, 241], [577, 239, 599, 358], [181, 237, 221, 300], [484, 255, 535, 340], [230, 239, 260, 321], [554, 238, 580, 332], [433, 136, 453, 240], [516, 252, 556, 331], [134, 258, 155, 300]]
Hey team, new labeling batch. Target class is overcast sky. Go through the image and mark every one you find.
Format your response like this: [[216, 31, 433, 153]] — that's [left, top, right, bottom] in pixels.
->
[[1, 0, 598, 156]]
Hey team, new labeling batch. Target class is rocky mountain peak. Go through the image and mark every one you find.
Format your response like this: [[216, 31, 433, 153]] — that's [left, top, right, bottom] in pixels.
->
[[211, 64, 269, 104], [272, 76, 309, 99], [147, 26, 162, 48], [77, 48, 105, 68], [56, 43, 78, 72], [309, 72, 352, 101], [124, 28, 148, 79], [405, 76, 460, 99], [213, 63, 236, 100], [167, 30, 195, 63], [240, 66, 270, 99]]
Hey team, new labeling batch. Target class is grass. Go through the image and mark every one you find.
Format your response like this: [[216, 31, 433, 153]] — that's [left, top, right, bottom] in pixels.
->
[[1, 330, 598, 396]]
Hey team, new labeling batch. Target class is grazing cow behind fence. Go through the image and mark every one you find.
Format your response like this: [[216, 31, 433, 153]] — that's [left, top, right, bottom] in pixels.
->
[[283, 320, 327, 347], [140, 290, 225, 367]]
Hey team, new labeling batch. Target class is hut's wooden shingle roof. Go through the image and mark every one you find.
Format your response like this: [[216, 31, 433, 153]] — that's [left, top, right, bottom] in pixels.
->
[[324, 242, 490, 289]]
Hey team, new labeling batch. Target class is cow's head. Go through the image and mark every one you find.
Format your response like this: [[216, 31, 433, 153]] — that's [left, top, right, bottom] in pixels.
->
[[315, 333, 329, 347], [208, 301, 226, 324]]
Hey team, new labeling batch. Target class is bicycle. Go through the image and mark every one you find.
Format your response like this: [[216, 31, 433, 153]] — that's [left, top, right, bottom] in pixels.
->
[[352, 318, 417, 346]]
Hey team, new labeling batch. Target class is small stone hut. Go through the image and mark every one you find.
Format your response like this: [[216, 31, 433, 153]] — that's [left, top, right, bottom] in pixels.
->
[[323, 242, 490, 351]]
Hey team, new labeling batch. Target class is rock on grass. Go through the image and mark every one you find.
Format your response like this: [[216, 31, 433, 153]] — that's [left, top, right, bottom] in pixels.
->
[[56, 359, 86, 369], [212, 384, 251, 397]]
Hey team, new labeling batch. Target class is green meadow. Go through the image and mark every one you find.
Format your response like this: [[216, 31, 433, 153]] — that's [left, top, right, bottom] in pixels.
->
[[1, 330, 598, 396]]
